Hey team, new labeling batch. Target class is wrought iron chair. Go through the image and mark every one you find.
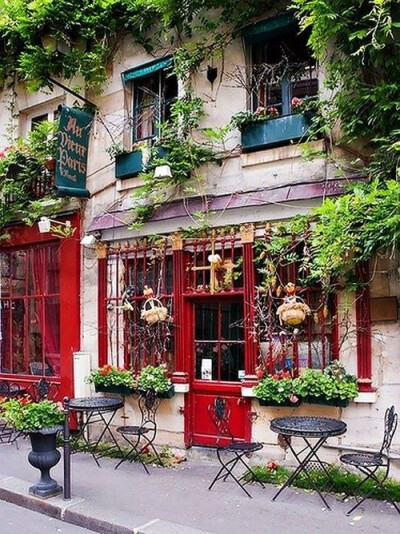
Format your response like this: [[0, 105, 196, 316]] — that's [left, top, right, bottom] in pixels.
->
[[0, 380, 24, 445], [208, 396, 265, 498], [29, 378, 59, 402], [340, 405, 399, 515], [114, 389, 163, 474]]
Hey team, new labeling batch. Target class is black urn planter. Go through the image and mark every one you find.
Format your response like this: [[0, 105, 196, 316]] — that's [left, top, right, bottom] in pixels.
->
[[28, 426, 63, 498]]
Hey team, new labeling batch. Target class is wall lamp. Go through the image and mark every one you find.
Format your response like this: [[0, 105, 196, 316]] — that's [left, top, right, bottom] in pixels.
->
[[80, 231, 101, 246], [38, 216, 72, 234]]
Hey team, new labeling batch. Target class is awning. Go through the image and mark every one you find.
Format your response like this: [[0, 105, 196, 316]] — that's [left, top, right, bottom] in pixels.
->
[[122, 57, 173, 83]]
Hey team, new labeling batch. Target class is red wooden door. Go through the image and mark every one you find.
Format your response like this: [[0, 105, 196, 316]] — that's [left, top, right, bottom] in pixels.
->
[[186, 297, 251, 446]]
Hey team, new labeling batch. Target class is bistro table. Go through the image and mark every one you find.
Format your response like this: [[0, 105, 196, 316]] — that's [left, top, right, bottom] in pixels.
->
[[270, 416, 347, 509], [68, 396, 124, 467]]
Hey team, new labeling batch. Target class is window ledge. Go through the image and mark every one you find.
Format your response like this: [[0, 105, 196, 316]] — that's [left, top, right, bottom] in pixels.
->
[[353, 391, 377, 403], [241, 139, 324, 167]]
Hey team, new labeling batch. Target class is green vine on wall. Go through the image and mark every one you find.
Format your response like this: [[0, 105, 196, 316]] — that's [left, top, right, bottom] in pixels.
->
[[0, 120, 63, 238]]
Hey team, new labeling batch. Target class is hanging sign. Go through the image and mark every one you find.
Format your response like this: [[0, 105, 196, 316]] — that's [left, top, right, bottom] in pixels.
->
[[55, 105, 93, 198]]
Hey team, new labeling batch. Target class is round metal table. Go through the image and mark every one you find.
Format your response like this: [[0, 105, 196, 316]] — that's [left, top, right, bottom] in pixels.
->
[[270, 416, 347, 509], [68, 397, 124, 466]]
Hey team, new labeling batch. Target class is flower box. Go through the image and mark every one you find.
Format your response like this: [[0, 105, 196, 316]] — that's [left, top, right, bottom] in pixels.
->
[[158, 385, 175, 399], [94, 384, 135, 395], [138, 385, 175, 399], [115, 147, 167, 180], [258, 398, 301, 407], [241, 113, 312, 152], [303, 395, 349, 407]]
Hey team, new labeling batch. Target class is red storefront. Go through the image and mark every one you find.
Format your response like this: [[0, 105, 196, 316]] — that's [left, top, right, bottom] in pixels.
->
[[0, 214, 81, 399]]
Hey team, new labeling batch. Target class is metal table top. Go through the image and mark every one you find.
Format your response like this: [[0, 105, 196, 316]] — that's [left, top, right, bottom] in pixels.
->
[[68, 397, 124, 412], [270, 416, 347, 438]]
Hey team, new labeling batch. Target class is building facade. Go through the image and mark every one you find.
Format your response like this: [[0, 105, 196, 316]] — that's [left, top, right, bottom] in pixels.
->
[[0, 7, 399, 474]]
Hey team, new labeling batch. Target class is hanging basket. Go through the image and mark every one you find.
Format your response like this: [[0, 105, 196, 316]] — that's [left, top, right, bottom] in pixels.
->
[[277, 300, 311, 326], [141, 297, 168, 324]]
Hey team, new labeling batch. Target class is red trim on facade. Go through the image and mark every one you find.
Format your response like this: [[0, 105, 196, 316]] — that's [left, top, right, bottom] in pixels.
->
[[1, 214, 81, 400], [172, 249, 185, 372], [242, 242, 257, 377], [355, 263, 374, 392], [98, 258, 108, 367]]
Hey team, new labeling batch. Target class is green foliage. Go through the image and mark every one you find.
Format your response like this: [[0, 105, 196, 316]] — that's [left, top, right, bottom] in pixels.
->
[[0, 397, 64, 431], [291, 0, 400, 181], [0, 120, 60, 236], [136, 364, 172, 394], [253, 373, 299, 405], [85, 364, 136, 388], [246, 463, 400, 502], [130, 95, 217, 227], [293, 368, 358, 401]]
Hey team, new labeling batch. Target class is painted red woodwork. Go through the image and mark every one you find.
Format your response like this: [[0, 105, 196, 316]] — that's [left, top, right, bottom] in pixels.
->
[[191, 392, 251, 446], [172, 248, 185, 371], [355, 263, 374, 392], [242, 242, 257, 375], [98, 258, 108, 367], [0, 214, 81, 400]]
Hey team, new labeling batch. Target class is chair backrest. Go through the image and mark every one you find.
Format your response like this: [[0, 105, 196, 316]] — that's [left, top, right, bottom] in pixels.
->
[[138, 389, 161, 428], [381, 405, 398, 455], [29, 362, 54, 376], [0, 381, 23, 398], [208, 397, 235, 445], [29, 378, 59, 402]]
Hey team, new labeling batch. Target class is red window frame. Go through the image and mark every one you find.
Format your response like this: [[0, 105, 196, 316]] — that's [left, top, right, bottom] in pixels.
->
[[0, 215, 81, 399]]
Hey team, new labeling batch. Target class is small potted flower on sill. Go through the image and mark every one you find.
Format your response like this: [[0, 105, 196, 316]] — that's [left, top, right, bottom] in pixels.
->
[[136, 363, 175, 398], [253, 371, 301, 407], [85, 364, 136, 395], [0, 396, 64, 498]]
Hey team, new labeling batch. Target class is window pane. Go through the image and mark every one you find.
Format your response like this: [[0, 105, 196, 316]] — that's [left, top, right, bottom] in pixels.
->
[[0, 243, 60, 377]]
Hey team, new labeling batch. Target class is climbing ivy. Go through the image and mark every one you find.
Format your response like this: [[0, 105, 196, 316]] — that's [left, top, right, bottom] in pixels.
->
[[291, 0, 400, 180]]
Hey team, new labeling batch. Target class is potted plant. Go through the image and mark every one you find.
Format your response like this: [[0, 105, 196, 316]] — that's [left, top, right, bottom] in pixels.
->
[[0, 396, 64, 497], [136, 363, 175, 398], [253, 371, 301, 407], [293, 361, 358, 407], [85, 364, 136, 395]]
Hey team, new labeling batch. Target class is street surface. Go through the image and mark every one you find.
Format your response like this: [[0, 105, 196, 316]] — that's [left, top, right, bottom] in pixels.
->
[[0, 500, 94, 533]]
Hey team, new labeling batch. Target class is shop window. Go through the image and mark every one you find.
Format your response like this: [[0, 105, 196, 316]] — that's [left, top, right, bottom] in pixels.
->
[[104, 241, 174, 373], [195, 300, 245, 382], [0, 244, 60, 376]]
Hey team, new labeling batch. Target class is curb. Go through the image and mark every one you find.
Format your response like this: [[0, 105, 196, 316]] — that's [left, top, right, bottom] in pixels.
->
[[0, 474, 213, 534]]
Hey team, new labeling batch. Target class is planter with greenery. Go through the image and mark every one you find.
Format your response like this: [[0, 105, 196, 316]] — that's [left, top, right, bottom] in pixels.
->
[[136, 364, 174, 398], [85, 365, 136, 395], [0, 397, 64, 498], [293, 361, 358, 407], [253, 371, 301, 407]]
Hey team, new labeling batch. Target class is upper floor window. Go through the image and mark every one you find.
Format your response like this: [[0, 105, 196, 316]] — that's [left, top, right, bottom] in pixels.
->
[[19, 102, 60, 138], [122, 57, 178, 144], [245, 15, 318, 116]]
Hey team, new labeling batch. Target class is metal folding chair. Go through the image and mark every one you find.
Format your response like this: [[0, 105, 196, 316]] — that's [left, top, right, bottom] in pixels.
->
[[114, 389, 163, 474], [0, 380, 24, 445], [29, 378, 59, 402], [340, 405, 399, 515], [208, 397, 265, 498]]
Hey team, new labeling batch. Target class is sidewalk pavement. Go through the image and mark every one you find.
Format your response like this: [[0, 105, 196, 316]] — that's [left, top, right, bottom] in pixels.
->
[[0, 439, 399, 534]]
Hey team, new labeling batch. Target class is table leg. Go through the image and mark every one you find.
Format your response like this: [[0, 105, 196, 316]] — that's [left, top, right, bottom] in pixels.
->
[[272, 436, 332, 509]]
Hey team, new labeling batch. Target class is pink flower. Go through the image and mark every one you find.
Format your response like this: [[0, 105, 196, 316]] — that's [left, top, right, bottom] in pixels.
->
[[0, 146, 11, 159], [266, 106, 279, 117], [291, 97, 304, 110], [255, 106, 266, 116]]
